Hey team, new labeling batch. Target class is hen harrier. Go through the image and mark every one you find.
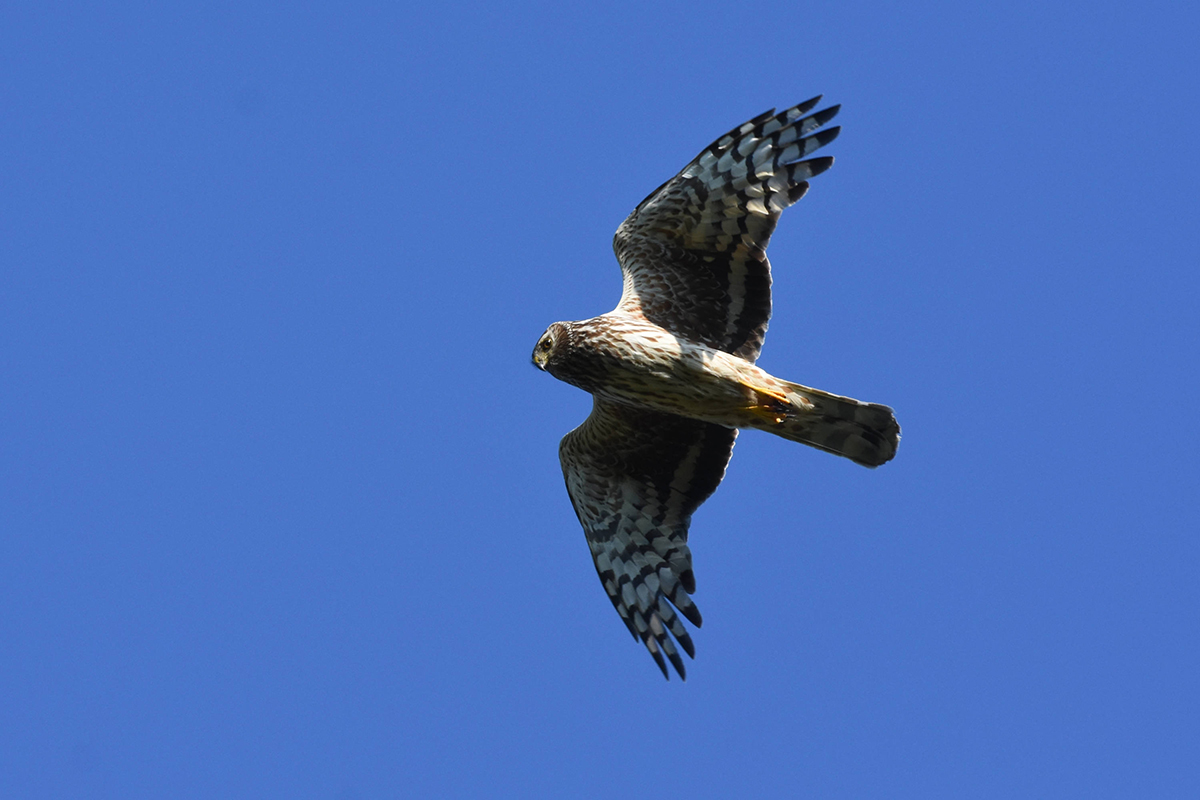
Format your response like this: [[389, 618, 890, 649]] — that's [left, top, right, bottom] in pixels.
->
[[532, 97, 899, 680]]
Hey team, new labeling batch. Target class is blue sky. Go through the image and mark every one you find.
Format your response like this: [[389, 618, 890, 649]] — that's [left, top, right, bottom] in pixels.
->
[[2, 1, 1198, 797]]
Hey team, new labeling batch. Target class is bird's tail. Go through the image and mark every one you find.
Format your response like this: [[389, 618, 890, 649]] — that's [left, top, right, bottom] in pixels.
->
[[758, 381, 900, 468]]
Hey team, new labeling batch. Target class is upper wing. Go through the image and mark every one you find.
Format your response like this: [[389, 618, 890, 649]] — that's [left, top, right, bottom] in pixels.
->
[[613, 97, 840, 363], [559, 399, 737, 680]]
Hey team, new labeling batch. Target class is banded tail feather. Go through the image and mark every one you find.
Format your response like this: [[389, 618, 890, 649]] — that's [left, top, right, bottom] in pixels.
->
[[765, 382, 900, 468]]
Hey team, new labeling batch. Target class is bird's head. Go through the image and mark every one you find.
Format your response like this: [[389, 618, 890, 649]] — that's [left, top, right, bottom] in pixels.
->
[[531, 322, 569, 371]]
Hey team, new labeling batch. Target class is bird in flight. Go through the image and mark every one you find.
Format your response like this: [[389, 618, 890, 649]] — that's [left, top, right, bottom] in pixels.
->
[[532, 97, 900, 679]]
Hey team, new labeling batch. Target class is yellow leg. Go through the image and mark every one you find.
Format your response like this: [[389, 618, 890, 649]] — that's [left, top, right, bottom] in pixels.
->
[[746, 403, 788, 425], [742, 383, 789, 405], [740, 383, 792, 425]]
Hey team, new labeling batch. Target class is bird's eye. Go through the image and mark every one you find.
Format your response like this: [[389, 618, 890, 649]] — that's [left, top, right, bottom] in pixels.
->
[[539, 338, 552, 351]]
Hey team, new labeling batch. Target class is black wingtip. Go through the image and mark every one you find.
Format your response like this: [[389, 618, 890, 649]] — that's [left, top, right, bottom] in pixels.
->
[[676, 630, 696, 660], [650, 647, 669, 680], [816, 125, 841, 146], [817, 103, 841, 122], [678, 601, 703, 629], [795, 95, 822, 115], [806, 156, 835, 179], [680, 568, 696, 594], [668, 650, 687, 681]]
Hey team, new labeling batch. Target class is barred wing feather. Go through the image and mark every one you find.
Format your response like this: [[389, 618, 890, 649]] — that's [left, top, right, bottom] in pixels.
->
[[559, 399, 736, 680], [613, 97, 840, 362]]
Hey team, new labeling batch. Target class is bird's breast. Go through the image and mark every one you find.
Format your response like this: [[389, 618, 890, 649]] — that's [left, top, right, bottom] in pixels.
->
[[557, 316, 758, 422]]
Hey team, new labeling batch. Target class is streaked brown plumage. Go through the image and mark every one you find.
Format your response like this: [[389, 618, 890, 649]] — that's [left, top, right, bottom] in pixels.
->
[[533, 97, 900, 680]]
